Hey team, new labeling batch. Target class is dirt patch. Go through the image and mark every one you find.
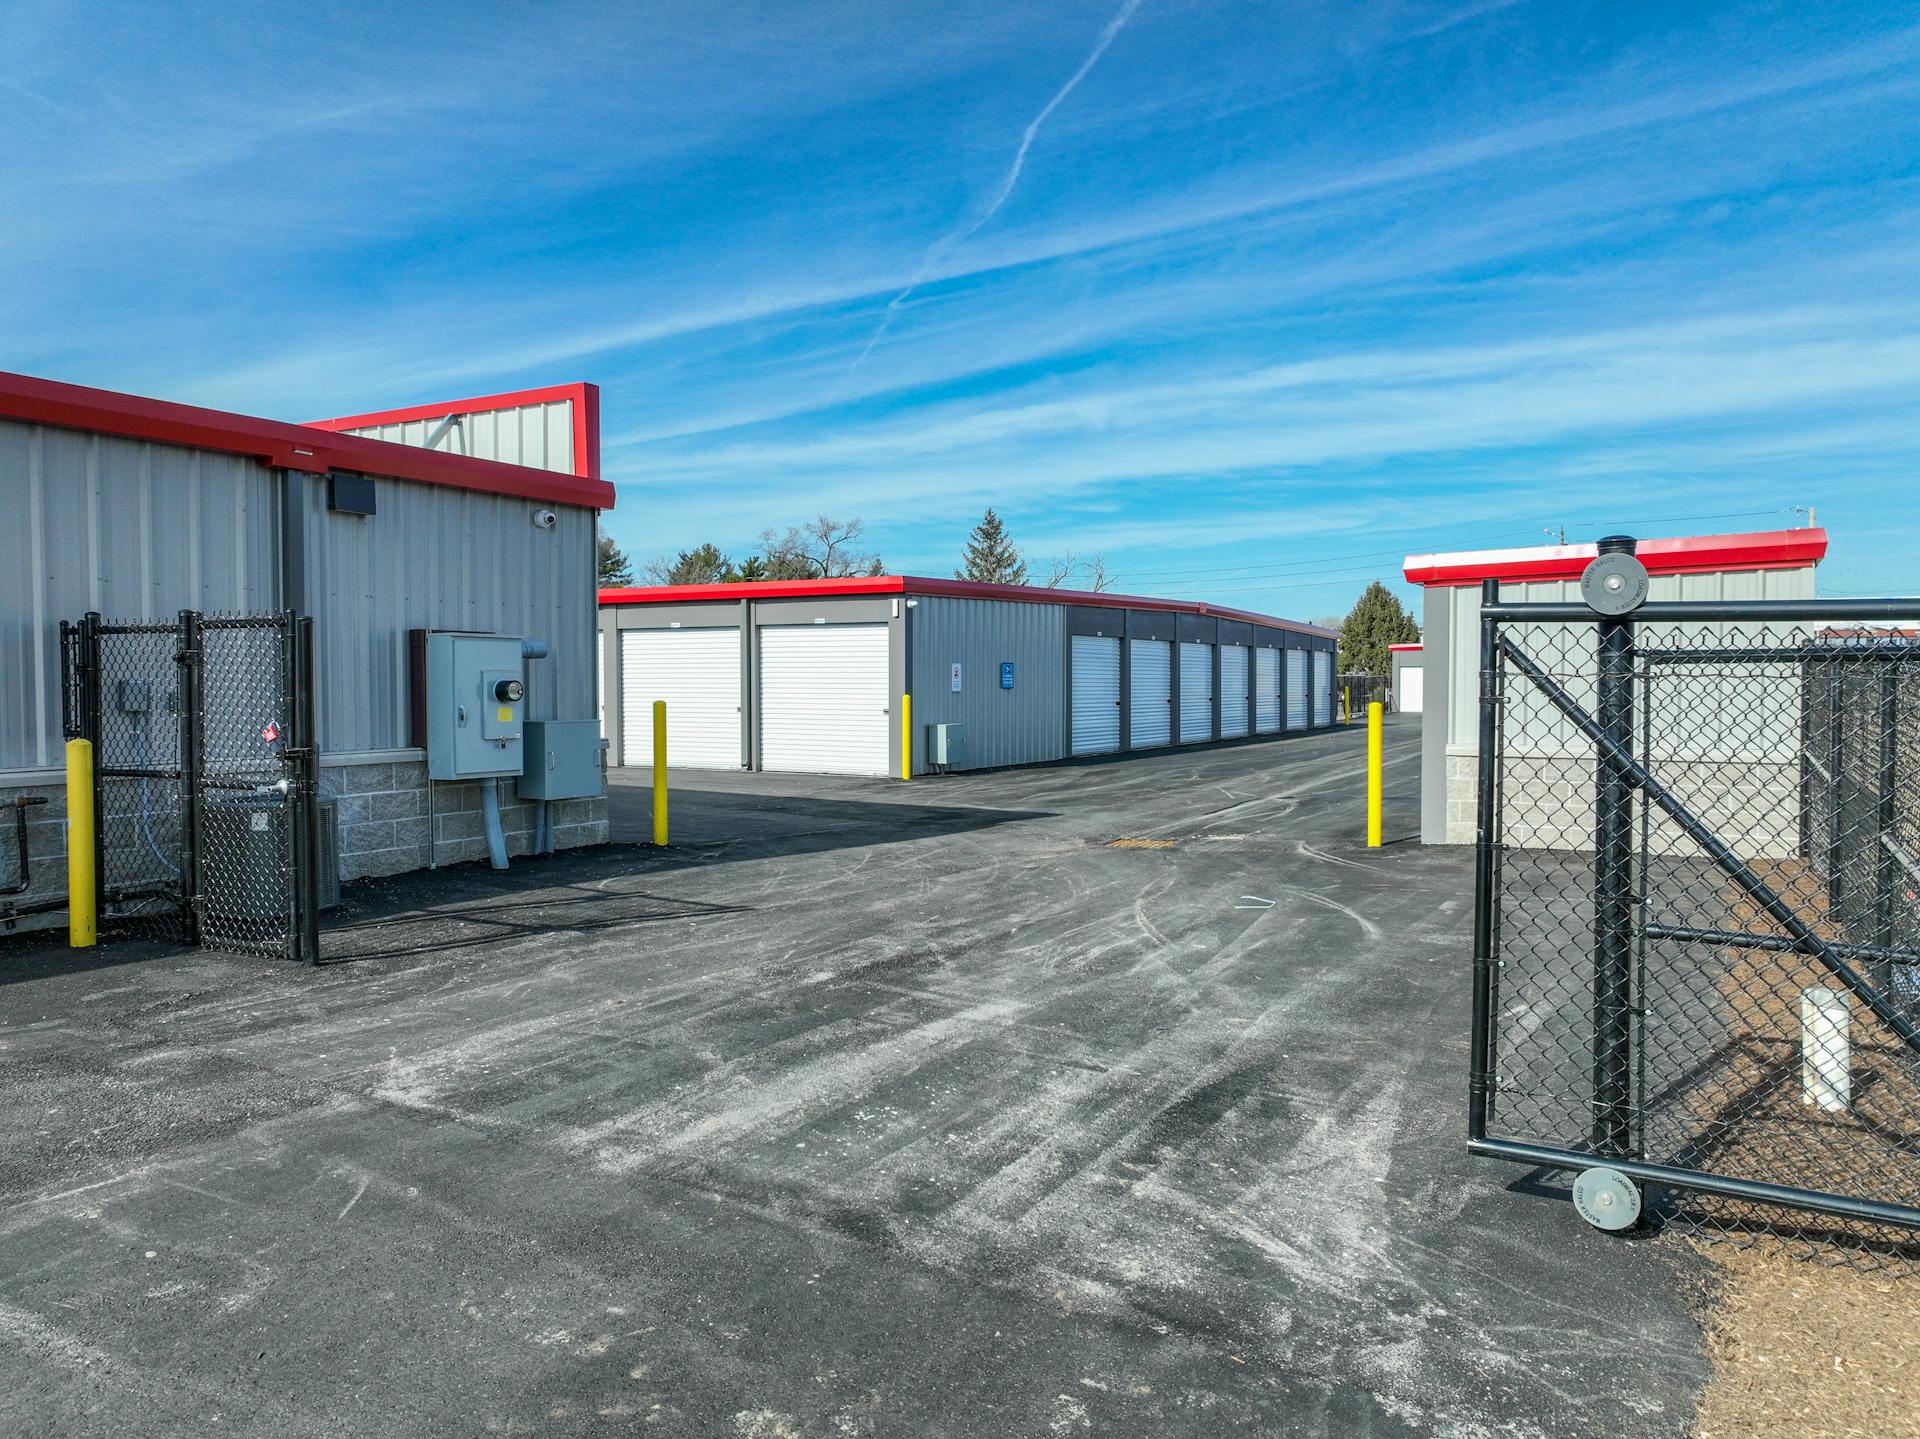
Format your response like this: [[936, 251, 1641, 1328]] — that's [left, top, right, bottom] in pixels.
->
[[1106, 837, 1177, 849], [1693, 1243, 1920, 1439]]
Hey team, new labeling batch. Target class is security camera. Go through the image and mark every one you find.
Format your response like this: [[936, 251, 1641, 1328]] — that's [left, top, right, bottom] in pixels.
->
[[531, 509, 558, 529]]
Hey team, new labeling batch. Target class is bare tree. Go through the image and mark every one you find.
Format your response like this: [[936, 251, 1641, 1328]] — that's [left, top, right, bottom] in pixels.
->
[[760, 516, 882, 579], [1039, 551, 1116, 592]]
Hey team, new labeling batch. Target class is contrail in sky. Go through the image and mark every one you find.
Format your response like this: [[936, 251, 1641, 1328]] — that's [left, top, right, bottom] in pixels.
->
[[852, 0, 1146, 369]]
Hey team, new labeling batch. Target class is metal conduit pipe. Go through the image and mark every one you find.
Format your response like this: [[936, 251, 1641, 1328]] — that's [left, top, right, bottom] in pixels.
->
[[480, 778, 510, 870]]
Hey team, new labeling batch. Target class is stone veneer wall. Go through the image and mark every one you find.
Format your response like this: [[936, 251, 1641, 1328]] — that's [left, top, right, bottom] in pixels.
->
[[0, 759, 610, 936], [321, 759, 609, 880], [0, 777, 68, 937]]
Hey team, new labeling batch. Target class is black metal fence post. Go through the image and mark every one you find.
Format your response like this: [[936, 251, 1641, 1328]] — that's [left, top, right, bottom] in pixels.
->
[[81, 612, 105, 911], [1469, 577, 1502, 1141], [1592, 536, 1637, 1159], [295, 614, 322, 966], [179, 610, 204, 947]]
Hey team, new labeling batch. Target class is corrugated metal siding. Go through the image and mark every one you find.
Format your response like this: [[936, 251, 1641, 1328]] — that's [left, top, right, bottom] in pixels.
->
[[299, 473, 595, 753], [0, 420, 279, 773], [908, 597, 1065, 770], [1442, 566, 1819, 750], [336, 399, 575, 475]]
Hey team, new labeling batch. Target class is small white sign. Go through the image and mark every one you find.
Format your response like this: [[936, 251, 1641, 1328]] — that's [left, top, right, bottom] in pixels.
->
[[950, 663, 963, 692]]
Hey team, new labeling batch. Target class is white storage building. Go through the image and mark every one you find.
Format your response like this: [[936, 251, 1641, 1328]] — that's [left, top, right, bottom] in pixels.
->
[[598, 577, 1341, 777]]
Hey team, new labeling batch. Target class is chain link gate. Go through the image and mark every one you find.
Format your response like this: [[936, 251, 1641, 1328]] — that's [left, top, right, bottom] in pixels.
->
[[1468, 542, 1920, 1268], [62, 610, 322, 964]]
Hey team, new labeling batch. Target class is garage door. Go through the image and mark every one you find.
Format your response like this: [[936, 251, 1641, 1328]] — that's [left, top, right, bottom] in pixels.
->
[[1219, 645, 1249, 738], [1255, 649, 1281, 733], [1285, 650, 1309, 731], [1179, 642, 1213, 744], [759, 624, 891, 776], [1313, 651, 1333, 727], [1070, 635, 1121, 755], [1129, 639, 1171, 748], [621, 628, 742, 769], [1398, 665, 1424, 713]]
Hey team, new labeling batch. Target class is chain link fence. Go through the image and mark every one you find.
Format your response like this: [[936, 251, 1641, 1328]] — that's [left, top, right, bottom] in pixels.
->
[[1470, 583, 1920, 1270], [64, 610, 320, 962]]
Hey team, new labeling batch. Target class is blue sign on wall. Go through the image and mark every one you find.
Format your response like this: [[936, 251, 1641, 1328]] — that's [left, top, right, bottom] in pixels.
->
[[1000, 661, 1015, 690]]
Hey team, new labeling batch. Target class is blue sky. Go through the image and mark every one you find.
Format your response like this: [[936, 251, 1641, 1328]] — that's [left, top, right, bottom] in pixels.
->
[[5, 2, 1916, 618]]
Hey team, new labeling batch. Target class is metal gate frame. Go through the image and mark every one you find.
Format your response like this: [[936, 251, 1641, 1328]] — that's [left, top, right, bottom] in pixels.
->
[[62, 609, 321, 964], [1468, 575, 1920, 1245]]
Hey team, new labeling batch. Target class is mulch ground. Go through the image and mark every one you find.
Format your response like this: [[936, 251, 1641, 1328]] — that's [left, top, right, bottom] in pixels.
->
[[1692, 1243, 1919, 1439]]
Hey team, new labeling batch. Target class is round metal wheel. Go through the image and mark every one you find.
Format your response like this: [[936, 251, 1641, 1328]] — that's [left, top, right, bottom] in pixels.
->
[[1580, 551, 1650, 616], [1572, 1166, 1643, 1233]]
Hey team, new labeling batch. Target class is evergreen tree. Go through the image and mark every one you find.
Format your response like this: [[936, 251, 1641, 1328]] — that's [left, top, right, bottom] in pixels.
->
[[597, 534, 633, 586], [956, 508, 1027, 585], [1336, 581, 1419, 676], [727, 555, 769, 582]]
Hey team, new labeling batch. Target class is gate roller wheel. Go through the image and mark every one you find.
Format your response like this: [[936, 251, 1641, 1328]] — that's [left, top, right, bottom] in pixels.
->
[[1580, 551, 1649, 616], [1572, 1166, 1643, 1233]]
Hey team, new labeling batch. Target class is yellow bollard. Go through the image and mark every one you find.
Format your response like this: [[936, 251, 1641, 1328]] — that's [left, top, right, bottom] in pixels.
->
[[1366, 701, 1384, 848], [652, 700, 668, 847], [66, 738, 96, 947], [900, 693, 911, 781]]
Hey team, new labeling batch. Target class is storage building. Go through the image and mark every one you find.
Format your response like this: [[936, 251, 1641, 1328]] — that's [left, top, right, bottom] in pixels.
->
[[597, 577, 1340, 777], [1389, 643, 1423, 713], [0, 370, 615, 932], [1400, 528, 1827, 844]]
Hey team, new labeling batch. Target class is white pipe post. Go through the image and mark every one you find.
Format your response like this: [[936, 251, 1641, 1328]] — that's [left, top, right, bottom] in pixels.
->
[[1800, 986, 1851, 1113]]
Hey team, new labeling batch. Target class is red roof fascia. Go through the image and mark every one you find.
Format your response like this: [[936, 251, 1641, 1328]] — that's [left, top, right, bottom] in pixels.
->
[[1402, 529, 1826, 587], [306, 381, 602, 481], [598, 575, 1338, 638], [1388, 642, 1423, 652], [1, 370, 614, 510]]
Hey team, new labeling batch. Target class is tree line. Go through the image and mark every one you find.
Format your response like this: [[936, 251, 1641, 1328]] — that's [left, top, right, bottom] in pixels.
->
[[601, 508, 1115, 593], [601, 510, 1418, 674]]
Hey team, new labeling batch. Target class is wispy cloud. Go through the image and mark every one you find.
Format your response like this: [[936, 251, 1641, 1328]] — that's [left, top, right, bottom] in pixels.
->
[[853, 0, 1147, 369]]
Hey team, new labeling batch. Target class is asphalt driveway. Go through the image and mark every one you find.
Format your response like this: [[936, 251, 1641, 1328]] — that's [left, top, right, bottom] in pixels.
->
[[0, 720, 1707, 1437]]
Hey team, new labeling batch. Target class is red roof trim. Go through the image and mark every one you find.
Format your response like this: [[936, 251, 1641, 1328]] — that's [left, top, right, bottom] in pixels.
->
[[1, 370, 614, 510], [598, 575, 1338, 638], [1388, 643, 1423, 652], [306, 381, 602, 481], [1402, 529, 1826, 587]]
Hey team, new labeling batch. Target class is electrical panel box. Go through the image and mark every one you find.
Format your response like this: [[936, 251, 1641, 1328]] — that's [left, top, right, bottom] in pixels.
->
[[518, 721, 604, 800], [928, 722, 966, 770], [423, 633, 526, 780]]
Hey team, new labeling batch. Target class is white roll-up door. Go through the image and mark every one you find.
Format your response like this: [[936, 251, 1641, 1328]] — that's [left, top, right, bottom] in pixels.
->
[[621, 628, 742, 769], [597, 633, 605, 738], [759, 624, 891, 776], [1219, 645, 1249, 738], [1313, 650, 1333, 727], [1129, 639, 1171, 748], [1070, 635, 1121, 755], [1179, 642, 1213, 744], [1255, 649, 1281, 734], [1285, 650, 1309, 731], [1398, 665, 1424, 713]]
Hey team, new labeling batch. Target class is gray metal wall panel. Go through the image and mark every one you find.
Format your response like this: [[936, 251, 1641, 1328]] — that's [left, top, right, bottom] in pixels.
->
[[298, 474, 595, 754], [908, 597, 1065, 771], [1, 420, 279, 774]]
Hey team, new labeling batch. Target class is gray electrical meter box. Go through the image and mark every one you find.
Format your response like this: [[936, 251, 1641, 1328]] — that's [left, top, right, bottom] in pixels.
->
[[518, 721, 604, 800], [928, 722, 966, 770], [424, 633, 527, 780]]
